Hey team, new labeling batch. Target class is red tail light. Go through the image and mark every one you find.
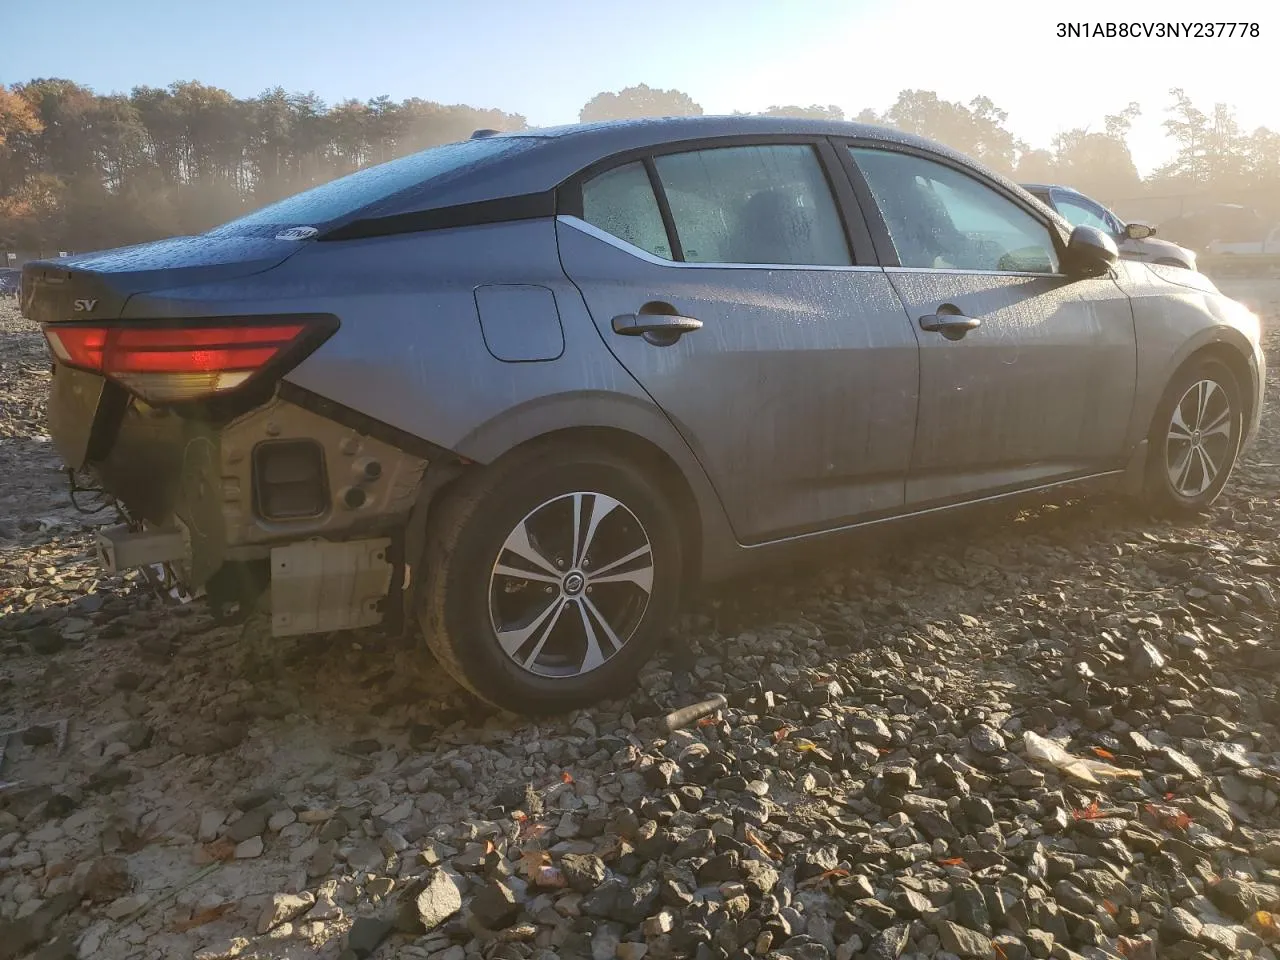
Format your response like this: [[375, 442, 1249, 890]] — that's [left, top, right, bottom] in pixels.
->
[[43, 318, 334, 404]]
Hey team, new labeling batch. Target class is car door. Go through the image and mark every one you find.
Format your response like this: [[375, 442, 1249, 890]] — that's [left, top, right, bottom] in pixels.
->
[[555, 140, 921, 544], [842, 145, 1138, 506]]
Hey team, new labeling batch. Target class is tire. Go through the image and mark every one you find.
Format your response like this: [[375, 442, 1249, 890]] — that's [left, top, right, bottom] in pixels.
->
[[1141, 357, 1244, 516], [418, 442, 683, 714]]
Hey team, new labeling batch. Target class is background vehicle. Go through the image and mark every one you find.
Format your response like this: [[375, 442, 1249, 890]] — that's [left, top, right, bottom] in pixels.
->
[[1158, 203, 1267, 251], [1207, 225, 1280, 255], [22, 117, 1266, 713], [0, 267, 19, 298], [1022, 183, 1198, 270]]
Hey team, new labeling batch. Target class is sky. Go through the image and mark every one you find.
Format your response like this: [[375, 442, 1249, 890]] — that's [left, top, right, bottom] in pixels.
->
[[3, 0, 1276, 180]]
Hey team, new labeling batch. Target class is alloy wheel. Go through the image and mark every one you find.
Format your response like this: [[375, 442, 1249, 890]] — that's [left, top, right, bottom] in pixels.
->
[[488, 491, 654, 678], [1165, 378, 1234, 498]]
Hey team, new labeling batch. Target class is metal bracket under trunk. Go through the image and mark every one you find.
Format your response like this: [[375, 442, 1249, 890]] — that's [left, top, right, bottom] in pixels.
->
[[270, 538, 393, 637], [96, 524, 189, 573]]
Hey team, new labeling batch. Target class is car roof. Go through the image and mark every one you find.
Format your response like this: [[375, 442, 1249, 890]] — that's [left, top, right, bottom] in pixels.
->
[[349, 115, 1038, 224], [506, 114, 928, 146]]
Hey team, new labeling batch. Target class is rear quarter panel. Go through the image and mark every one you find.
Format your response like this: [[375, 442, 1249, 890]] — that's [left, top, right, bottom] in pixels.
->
[[122, 219, 741, 578], [1116, 261, 1265, 449]]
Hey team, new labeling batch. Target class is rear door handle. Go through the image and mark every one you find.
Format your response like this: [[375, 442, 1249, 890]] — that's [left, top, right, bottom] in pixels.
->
[[611, 313, 703, 336], [919, 311, 981, 341]]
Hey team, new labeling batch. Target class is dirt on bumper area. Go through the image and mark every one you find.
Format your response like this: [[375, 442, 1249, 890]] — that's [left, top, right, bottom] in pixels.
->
[[2, 286, 1280, 960]]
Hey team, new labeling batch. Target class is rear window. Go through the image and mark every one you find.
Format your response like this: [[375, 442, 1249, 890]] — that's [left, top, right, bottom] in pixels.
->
[[207, 136, 540, 237]]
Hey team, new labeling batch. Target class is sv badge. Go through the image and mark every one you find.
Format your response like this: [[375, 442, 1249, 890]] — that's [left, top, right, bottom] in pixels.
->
[[73, 299, 98, 312]]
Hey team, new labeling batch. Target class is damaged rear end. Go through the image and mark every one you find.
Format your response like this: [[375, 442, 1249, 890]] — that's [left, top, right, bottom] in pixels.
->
[[23, 238, 428, 636]]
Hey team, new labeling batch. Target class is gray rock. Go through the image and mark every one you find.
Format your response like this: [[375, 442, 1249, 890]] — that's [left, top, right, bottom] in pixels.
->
[[697, 851, 740, 884], [80, 857, 131, 903], [1024, 928, 1054, 959], [1161, 747, 1203, 780], [740, 859, 779, 897], [960, 796, 996, 828], [1131, 640, 1166, 679], [953, 883, 990, 935], [307, 841, 336, 879], [257, 892, 315, 934], [225, 808, 268, 843], [883, 767, 918, 791], [969, 724, 1006, 755], [416, 869, 463, 929], [471, 879, 519, 929], [590, 922, 623, 960], [992, 934, 1029, 960], [345, 839, 386, 873], [887, 886, 933, 919], [914, 808, 959, 841], [850, 717, 893, 745], [1160, 906, 1202, 942], [1207, 876, 1272, 921], [612, 879, 661, 924], [863, 924, 910, 960], [559, 853, 606, 892], [345, 916, 392, 958], [938, 920, 994, 957]]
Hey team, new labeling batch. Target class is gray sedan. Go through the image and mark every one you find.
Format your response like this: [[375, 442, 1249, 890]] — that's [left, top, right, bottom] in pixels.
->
[[22, 116, 1266, 713]]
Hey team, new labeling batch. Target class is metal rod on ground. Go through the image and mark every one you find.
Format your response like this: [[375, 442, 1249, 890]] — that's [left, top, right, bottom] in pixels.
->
[[659, 694, 728, 734]]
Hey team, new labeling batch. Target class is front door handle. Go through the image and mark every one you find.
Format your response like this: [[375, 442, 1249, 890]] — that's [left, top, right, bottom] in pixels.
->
[[919, 310, 981, 341], [612, 313, 703, 336]]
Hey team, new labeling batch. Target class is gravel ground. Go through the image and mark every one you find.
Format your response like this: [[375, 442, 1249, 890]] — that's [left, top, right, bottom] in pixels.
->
[[1, 283, 1280, 960]]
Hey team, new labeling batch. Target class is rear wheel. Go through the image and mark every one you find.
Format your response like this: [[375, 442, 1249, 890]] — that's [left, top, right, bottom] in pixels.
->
[[418, 442, 682, 713], [1141, 357, 1244, 516]]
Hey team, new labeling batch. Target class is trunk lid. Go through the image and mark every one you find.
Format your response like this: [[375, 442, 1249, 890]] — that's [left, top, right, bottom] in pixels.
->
[[20, 234, 306, 324]]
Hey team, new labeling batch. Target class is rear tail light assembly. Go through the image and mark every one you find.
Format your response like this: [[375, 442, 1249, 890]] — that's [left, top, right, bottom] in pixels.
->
[[42, 316, 337, 405]]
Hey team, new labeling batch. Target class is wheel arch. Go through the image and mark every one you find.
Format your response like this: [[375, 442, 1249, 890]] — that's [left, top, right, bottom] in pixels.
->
[[402, 391, 741, 620], [1161, 337, 1259, 435], [1131, 325, 1261, 450]]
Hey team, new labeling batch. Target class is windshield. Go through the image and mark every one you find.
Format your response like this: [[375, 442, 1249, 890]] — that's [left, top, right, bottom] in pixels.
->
[[206, 136, 541, 237]]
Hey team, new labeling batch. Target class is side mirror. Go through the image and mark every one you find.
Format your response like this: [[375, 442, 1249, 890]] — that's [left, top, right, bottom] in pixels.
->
[[1125, 222, 1155, 240], [1064, 225, 1119, 278]]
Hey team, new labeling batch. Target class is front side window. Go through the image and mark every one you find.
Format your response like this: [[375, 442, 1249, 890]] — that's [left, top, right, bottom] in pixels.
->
[[851, 147, 1059, 274], [1054, 193, 1112, 233], [580, 162, 673, 259], [653, 145, 852, 266]]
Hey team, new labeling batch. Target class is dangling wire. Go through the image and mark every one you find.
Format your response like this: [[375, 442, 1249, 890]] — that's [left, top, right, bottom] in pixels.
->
[[66, 467, 122, 519]]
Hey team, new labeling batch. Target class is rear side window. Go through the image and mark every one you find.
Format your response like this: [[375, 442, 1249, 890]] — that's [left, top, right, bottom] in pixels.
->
[[208, 136, 541, 236], [581, 162, 673, 259], [654, 145, 851, 265]]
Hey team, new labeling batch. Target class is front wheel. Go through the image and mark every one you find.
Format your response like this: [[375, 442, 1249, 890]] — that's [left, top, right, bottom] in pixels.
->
[[1141, 357, 1244, 516], [418, 443, 683, 714]]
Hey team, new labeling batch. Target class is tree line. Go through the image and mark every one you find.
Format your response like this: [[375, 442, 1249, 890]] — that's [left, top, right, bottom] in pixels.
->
[[1, 79, 1277, 255]]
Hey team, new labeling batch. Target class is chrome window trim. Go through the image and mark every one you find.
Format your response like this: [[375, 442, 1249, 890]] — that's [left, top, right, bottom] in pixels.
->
[[883, 265, 1071, 280], [558, 215, 884, 273]]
